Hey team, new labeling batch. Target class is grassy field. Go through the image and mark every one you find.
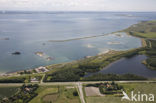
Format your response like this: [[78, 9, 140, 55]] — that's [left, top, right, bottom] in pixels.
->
[[29, 85, 58, 103], [85, 83, 156, 103], [0, 86, 19, 98], [129, 32, 156, 38], [0, 73, 44, 83], [124, 20, 156, 39], [29, 85, 80, 103], [55, 86, 80, 103]]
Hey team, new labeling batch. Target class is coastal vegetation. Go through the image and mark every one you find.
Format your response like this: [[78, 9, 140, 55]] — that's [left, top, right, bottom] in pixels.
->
[[124, 20, 156, 70], [0, 20, 156, 83], [83, 74, 147, 81], [144, 40, 156, 70], [124, 20, 156, 38], [0, 74, 43, 83], [0, 11, 156, 103], [44, 48, 146, 82], [43, 21, 156, 82]]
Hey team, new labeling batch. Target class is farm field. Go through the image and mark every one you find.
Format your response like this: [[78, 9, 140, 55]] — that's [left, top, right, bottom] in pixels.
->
[[85, 87, 103, 96], [29, 85, 80, 103], [85, 82, 156, 103], [29, 85, 58, 103], [0, 86, 19, 98]]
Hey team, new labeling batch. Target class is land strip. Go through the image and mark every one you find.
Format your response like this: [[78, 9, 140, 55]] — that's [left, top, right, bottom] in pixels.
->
[[48, 33, 112, 42]]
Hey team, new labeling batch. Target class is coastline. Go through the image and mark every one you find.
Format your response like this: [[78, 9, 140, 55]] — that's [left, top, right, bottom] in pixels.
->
[[0, 37, 143, 77], [0, 49, 115, 76], [0, 30, 145, 77]]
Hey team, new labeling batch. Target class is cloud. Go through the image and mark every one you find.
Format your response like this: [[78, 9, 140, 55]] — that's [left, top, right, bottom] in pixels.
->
[[0, 0, 156, 11]]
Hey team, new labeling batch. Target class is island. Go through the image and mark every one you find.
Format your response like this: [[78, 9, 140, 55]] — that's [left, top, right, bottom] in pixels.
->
[[35, 52, 44, 57], [35, 52, 53, 61], [12, 51, 21, 55], [0, 37, 10, 40]]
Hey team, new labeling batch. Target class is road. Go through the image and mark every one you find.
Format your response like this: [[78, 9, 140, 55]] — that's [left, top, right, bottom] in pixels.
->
[[0, 81, 156, 86], [77, 82, 86, 103], [40, 74, 45, 84], [0, 81, 156, 103]]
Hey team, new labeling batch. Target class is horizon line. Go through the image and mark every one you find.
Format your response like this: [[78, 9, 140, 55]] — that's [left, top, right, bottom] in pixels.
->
[[0, 10, 156, 13]]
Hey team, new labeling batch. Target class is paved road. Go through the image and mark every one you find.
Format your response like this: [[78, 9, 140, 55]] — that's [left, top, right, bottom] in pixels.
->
[[40, 74, 45, 84], [0, 81, 156, 86], [77, 82, 86, 103], [0, 81, 156, 103]]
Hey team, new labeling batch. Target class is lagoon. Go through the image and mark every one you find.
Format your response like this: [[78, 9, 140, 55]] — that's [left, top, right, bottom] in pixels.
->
[[85, 55, 156, 78]]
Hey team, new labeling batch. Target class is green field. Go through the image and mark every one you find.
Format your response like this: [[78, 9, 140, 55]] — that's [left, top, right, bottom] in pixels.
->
[[0, 86, 19, 98], [29, 86, 58, 103], [85, 83, 156, 103], [55, 86, 80, 103], [29, 85, 80, 103], [0, 73, 43, 83], [129, 32, 156, 38], [124, 20, 156, 39]]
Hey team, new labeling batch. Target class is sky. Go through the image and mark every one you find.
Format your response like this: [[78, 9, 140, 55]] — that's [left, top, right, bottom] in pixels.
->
[[0, 0, 156, 12]]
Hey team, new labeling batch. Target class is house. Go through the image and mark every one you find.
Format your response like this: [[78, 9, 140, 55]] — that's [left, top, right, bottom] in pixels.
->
[[31, 77, 39, 83], [35, 66, 49, 73]]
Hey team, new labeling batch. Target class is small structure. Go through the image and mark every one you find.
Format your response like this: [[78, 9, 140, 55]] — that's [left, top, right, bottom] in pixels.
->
[[35, 66, 49, 73], [84, 56, 92, 59], [31, 77, 39, 83]]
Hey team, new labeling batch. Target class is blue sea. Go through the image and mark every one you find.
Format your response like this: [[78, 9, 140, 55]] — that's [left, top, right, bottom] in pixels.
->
[[0, 12, 156, 73]]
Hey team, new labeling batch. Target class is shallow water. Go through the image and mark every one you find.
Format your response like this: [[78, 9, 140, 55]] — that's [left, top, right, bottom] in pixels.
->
[[85, 55, 156, 78], [0, 12, 156, 73]]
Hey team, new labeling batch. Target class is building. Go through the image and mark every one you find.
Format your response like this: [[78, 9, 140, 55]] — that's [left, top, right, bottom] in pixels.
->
[[35, 66, 49, 73]]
